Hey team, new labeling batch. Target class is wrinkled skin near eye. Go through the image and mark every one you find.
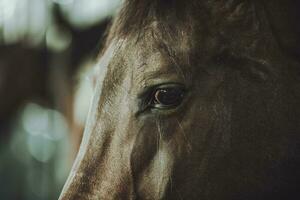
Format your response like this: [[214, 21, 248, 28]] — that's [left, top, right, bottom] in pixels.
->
[[148, 83, 186, 109]]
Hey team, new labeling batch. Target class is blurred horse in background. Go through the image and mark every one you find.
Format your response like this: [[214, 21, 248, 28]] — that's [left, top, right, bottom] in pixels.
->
[[59, 0, 300, 199]]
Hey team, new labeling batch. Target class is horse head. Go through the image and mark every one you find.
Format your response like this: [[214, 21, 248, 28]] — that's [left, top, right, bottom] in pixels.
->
[[59, 0, 300, 199]]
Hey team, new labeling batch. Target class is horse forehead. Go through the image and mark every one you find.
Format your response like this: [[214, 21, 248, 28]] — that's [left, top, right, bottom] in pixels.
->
[[99, 39, 170, 70], [97, 26, 199, 87], [96, 40, 120, 72]]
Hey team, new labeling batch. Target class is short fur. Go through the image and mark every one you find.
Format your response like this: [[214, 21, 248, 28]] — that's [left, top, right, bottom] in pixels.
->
[[59, 1, 300, 200]]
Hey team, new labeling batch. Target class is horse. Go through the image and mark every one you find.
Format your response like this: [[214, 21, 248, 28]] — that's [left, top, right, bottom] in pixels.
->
[[59, 0, 300, 199]]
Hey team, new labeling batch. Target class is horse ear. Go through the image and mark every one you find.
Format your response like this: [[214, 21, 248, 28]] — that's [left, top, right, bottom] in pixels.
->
[[262, 0, 300, 60]]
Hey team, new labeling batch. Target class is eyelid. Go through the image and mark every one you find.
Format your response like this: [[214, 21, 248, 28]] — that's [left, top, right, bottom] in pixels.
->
[[153, 83, 186, 90], [137, 82, 186, 100]]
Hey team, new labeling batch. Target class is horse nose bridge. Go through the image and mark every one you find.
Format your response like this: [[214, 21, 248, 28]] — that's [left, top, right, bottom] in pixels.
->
[[58, 127, 112, 199], [59, 126, 137, 200], [58, 149, 94, 200]]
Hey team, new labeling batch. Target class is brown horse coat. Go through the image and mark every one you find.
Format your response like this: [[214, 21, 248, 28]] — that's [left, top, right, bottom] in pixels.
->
[[59, 0, 300, 199]]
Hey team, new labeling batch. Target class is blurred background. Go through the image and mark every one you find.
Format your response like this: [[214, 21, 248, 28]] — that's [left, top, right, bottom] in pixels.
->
[[0, 0, 121, 199]]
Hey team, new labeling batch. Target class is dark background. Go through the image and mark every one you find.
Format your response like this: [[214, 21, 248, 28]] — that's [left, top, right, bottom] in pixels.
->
[[0, 0, 120, 199]]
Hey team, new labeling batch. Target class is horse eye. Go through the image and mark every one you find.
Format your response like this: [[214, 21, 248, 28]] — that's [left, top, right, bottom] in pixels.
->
[[151, 84, 185, 109]]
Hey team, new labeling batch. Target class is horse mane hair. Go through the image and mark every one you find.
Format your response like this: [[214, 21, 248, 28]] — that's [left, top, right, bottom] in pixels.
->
[[103, 0, 300, 61], [111, 0, 259, 37]]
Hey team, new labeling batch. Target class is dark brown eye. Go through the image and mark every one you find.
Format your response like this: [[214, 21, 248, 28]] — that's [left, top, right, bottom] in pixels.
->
[[151, 84, 185, 109]]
